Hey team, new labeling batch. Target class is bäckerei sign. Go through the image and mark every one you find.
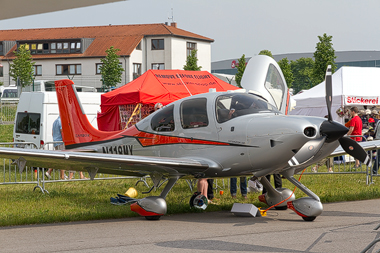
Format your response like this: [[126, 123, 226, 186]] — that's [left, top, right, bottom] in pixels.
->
[[345, 96, 379, 105]]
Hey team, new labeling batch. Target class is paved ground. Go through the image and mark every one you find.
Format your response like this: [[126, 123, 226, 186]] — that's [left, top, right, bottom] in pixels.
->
[[2, 199, 380, 252]]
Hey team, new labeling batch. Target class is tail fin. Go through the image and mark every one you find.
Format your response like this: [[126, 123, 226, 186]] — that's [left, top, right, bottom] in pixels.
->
[[55, 79, 120, 148]]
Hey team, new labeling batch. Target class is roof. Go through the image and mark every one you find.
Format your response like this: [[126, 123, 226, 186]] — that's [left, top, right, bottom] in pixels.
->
[[212, 51, 380, 72], [0, 23, 214, 59], [273, 51, 380, 62]]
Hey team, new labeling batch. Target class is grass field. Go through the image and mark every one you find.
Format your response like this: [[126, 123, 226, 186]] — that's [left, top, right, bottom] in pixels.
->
[[0, 124, 13, 142], [0, 124, 380, 226], [1, 172, 380, 227]]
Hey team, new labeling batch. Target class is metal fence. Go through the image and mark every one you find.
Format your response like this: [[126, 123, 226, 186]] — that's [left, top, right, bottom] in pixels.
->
[[0, 99, 18, 124], [0, 142, 150, 193]]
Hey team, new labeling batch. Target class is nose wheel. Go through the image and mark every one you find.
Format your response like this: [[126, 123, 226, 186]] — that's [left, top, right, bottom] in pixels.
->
[[145, 215, 162, 220], [302, 216, 316, 222]]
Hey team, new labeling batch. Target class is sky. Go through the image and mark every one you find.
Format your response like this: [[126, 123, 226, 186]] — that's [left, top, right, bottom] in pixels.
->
[[0, 0, 379, 62]]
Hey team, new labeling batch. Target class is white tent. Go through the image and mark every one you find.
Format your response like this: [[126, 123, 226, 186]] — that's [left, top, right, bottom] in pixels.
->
[[290, 67, 380, 123]]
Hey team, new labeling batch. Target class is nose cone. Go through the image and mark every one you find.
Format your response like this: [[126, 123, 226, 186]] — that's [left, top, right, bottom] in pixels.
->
[[320, 120, 348, 143]]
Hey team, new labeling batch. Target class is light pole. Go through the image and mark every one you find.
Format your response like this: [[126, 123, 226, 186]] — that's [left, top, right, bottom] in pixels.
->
[[306, 77, 313, 89]]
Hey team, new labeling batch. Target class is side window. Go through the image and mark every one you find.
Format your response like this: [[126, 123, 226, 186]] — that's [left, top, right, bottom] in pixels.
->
[[181, 98, 208, 129], [15, 112, 41, 135], [151, 105, 175, 132]]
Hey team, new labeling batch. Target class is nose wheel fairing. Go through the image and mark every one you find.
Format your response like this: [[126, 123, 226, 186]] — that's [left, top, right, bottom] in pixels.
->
[[281, 170, 323, 221], [130, 176, 181, 220], [258, 177, 295, 209]]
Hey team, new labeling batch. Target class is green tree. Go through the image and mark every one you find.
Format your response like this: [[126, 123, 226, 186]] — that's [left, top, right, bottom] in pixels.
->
[[313, 33, 337, 84], [99, 46, 124, 88], [291, 58, 316, 94], [183, 49, 202, 71], [277, 57, 294, 87], [258, 49, 273, 58], [290, 57, 315, 94], [234, 54, 246, 88], [9, 44, 35, 87]]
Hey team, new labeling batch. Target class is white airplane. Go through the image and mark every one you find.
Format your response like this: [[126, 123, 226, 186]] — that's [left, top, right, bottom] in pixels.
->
[[0, 56, 374, 221]]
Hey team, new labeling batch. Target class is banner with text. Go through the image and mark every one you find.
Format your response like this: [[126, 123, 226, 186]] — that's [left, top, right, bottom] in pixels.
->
[[345, 95, 380, 105]]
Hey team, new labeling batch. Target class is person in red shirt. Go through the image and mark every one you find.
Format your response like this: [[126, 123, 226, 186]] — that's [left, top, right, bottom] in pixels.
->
[[346, 107, 362, 167]]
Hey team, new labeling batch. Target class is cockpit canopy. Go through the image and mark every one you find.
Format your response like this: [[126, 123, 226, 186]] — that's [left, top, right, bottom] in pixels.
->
[[148, 93, 280, 132], [216, 93, 280, 123]]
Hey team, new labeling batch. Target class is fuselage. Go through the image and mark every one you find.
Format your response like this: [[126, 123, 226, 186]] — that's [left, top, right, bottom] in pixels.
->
[[65, 90, 335, 178]]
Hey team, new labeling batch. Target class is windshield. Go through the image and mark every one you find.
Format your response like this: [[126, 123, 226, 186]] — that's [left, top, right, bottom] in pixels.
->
[[216, 93, 279, 123]]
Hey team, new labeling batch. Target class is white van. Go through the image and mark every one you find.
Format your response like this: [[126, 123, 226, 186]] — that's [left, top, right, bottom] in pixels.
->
[[0, 86, 18, 98], [13, 91, 101, 149]]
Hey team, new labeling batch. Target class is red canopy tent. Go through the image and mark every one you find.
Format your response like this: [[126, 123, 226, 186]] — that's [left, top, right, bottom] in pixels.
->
[[98, 69, 240, 131]]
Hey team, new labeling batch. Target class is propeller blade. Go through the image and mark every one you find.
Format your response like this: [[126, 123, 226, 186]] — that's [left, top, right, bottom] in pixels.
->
[[288, 137, 326, 167], [338, 137, 372, 167], [325, 65, 333, 122]]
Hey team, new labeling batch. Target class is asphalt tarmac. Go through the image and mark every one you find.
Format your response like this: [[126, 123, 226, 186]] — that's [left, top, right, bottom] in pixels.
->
[[2, 199, 380, 253]]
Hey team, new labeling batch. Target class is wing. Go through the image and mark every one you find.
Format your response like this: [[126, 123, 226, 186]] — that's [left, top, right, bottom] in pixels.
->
[[330, 140, 380, 157], [0, 147, 210, 178]]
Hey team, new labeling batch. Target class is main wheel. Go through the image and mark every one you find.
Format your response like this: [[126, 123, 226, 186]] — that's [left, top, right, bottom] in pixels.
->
[[274, 205, 287, 210], [302, 216, 316, 222], [145, 215, 161, 220]]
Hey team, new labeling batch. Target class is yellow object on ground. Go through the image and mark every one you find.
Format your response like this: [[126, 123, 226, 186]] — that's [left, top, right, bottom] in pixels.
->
[[125, 187, 138, 198], [259, 208, 267, 217]]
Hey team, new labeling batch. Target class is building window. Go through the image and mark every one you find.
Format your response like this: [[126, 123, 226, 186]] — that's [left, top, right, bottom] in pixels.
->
[[96, 63, 103, 74], [37, 43, 43, 54], [136, 42, 142, 50], [20, 41, 81, 54], [152, 63, 165, 70], [0, 65, 3, 77], [56, 64, 81, 75], [187, 42, 196, 57], [70, 42, 76, 53], [76, 42, 81, 52], [63, 43, 69, 53], [43, 43, 49, 54], [50, 43, 56, 53], [57, 43, 63, 53], [76, 65, 82, 74], [30, 44, 36, 54], [33, 65, 42, 76], [151, 39, 164, 50], [0, 43, 3, 55], [133, 63, 142, 79]]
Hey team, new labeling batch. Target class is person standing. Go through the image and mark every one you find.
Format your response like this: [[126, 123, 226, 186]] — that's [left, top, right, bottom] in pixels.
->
[[230, 177, 247, 198], [45, 116, 66, 179], [197, 178, 209, 201], [346, 107, 363, 168]]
